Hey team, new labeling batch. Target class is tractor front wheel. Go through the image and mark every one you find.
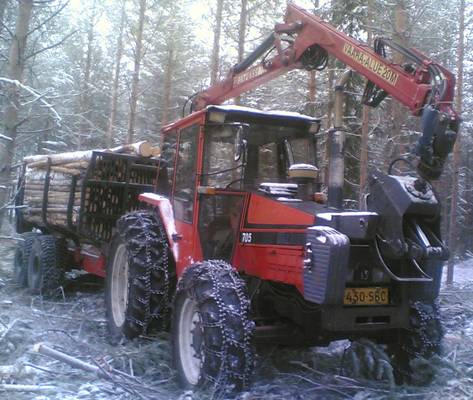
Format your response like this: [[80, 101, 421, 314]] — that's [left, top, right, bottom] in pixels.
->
[[172, 260, 254, 393], [105, 211, 174, 342], [388, 300, 443, 384]]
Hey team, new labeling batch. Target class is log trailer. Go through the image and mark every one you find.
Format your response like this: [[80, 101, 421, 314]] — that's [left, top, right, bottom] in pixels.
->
[[14, 3, 460, 392]]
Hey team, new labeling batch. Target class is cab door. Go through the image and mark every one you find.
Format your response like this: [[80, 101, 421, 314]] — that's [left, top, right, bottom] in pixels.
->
[[197, 124, 246, 263], [172, 123, 201, 274]]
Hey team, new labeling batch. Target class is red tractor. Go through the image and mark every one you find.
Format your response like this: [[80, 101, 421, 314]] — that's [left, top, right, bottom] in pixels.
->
[[15, 3, 459, 392]]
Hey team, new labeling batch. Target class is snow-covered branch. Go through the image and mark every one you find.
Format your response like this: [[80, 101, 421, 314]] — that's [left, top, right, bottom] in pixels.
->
[[0, 78, 61, 124], [26, 29, 77, 60]]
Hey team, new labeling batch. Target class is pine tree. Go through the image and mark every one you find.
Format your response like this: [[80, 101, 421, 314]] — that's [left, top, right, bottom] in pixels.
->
[[0, 0, 34, 229], [447, 0, 465, 283], [107, 0, 126, 147], [126, 0, 147, 144]]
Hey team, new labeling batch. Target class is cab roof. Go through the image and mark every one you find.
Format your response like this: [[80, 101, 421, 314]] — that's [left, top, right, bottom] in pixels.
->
[[161, 104, 321, 134], [207, 105, 321, 124]]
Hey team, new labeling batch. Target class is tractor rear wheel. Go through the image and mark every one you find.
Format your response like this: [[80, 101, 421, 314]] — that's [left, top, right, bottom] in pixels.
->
[[14, 232, 39, 287], [106, 211, 174, 342], [172, 261, 254, 393], [27, 235, 66, 296]]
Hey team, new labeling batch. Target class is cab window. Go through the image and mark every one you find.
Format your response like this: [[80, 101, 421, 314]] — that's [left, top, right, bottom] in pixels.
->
[[173, 125, 198, 222], [160, 131, 177, 195]]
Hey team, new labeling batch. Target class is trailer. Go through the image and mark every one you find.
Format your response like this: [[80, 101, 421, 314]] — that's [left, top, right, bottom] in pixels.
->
[[13, 148, 167, 294]]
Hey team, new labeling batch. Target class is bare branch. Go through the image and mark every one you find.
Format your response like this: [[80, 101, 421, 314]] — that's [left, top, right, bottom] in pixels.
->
[[18, 126, 54, 134], [27, 1, 70, 36], [26, 29, 77, 60], [0, 19, 13, 37]]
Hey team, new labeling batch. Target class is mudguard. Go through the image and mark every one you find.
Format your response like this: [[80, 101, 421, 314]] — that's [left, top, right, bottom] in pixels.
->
[[138, 193, 180, 263]]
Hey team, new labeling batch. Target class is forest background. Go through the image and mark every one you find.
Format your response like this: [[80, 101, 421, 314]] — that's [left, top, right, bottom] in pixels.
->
[[0, 0, 471, 280]]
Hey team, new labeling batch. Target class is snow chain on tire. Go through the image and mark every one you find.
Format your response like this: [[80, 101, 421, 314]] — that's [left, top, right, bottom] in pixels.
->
[[389, 300, 443, 384], [14, 232, 39, 287], [173, 260, 255, 393], [404, 300, 443, 359], [116, 211, 175, 338], [28, 235, 66, 296]]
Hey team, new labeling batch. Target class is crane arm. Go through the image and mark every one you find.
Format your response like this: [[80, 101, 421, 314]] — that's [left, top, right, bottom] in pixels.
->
[[192, 4, 460, 179]]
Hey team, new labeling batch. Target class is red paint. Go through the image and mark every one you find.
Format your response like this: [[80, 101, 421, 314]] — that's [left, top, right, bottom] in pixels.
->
[[161, 109, 205, 133], [82, 253, 106, 277], [246, 194, 314, 226], [233, 244, 304, 292]]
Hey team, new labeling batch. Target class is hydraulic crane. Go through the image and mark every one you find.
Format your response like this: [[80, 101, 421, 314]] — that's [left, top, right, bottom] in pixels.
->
[[191, 3, 460, 183]]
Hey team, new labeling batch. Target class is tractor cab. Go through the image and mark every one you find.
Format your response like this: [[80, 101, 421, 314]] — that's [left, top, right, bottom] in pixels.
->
[[158, 105, 322, 273]]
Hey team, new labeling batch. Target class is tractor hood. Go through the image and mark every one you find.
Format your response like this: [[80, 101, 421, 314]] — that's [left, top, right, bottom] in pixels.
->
[[244, 191, 380, 242]]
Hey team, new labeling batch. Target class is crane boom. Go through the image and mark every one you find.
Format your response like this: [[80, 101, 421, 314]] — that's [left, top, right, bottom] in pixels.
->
[[191, 4, 459, 179]]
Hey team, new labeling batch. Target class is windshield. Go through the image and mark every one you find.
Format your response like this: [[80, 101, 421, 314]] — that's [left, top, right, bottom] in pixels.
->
[[245, 124, 316, 186], [202, 122, 316, 189]]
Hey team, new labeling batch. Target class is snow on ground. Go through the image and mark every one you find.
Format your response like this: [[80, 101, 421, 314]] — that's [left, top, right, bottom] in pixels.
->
[[0, 228, 473, 399], [443, 258, 473, 286]]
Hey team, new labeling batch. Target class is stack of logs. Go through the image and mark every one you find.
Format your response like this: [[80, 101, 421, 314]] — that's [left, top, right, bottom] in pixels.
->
[[22, 141, 159, 227]]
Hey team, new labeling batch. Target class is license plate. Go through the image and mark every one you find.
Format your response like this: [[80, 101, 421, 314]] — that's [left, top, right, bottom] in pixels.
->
[[343, 287, 389, 306]]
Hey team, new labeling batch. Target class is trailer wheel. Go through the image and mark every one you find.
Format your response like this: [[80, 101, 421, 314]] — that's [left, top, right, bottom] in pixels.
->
[[172, 261, 254, 392], [106, 211, 175, 341], [14, 232, 39, 287], [27, 235, 66, 296], [389, 300, 443, 384]]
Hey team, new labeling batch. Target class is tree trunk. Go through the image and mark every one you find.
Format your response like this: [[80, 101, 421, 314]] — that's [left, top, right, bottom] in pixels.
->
[[161, 48, 174, 126], [79, 0, 96, 150], [324, 0, 340, 187], [0, 0, 33, 230], [126, 0, 146, 144], [235, 0, 247, 106], [388, 0, 408, 168], [307, 71, 316, 115], [358, 0, 373, 206], [446, 0, 465, 284], [210, 0, 224, 85], [106, 0, 126, 147]]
